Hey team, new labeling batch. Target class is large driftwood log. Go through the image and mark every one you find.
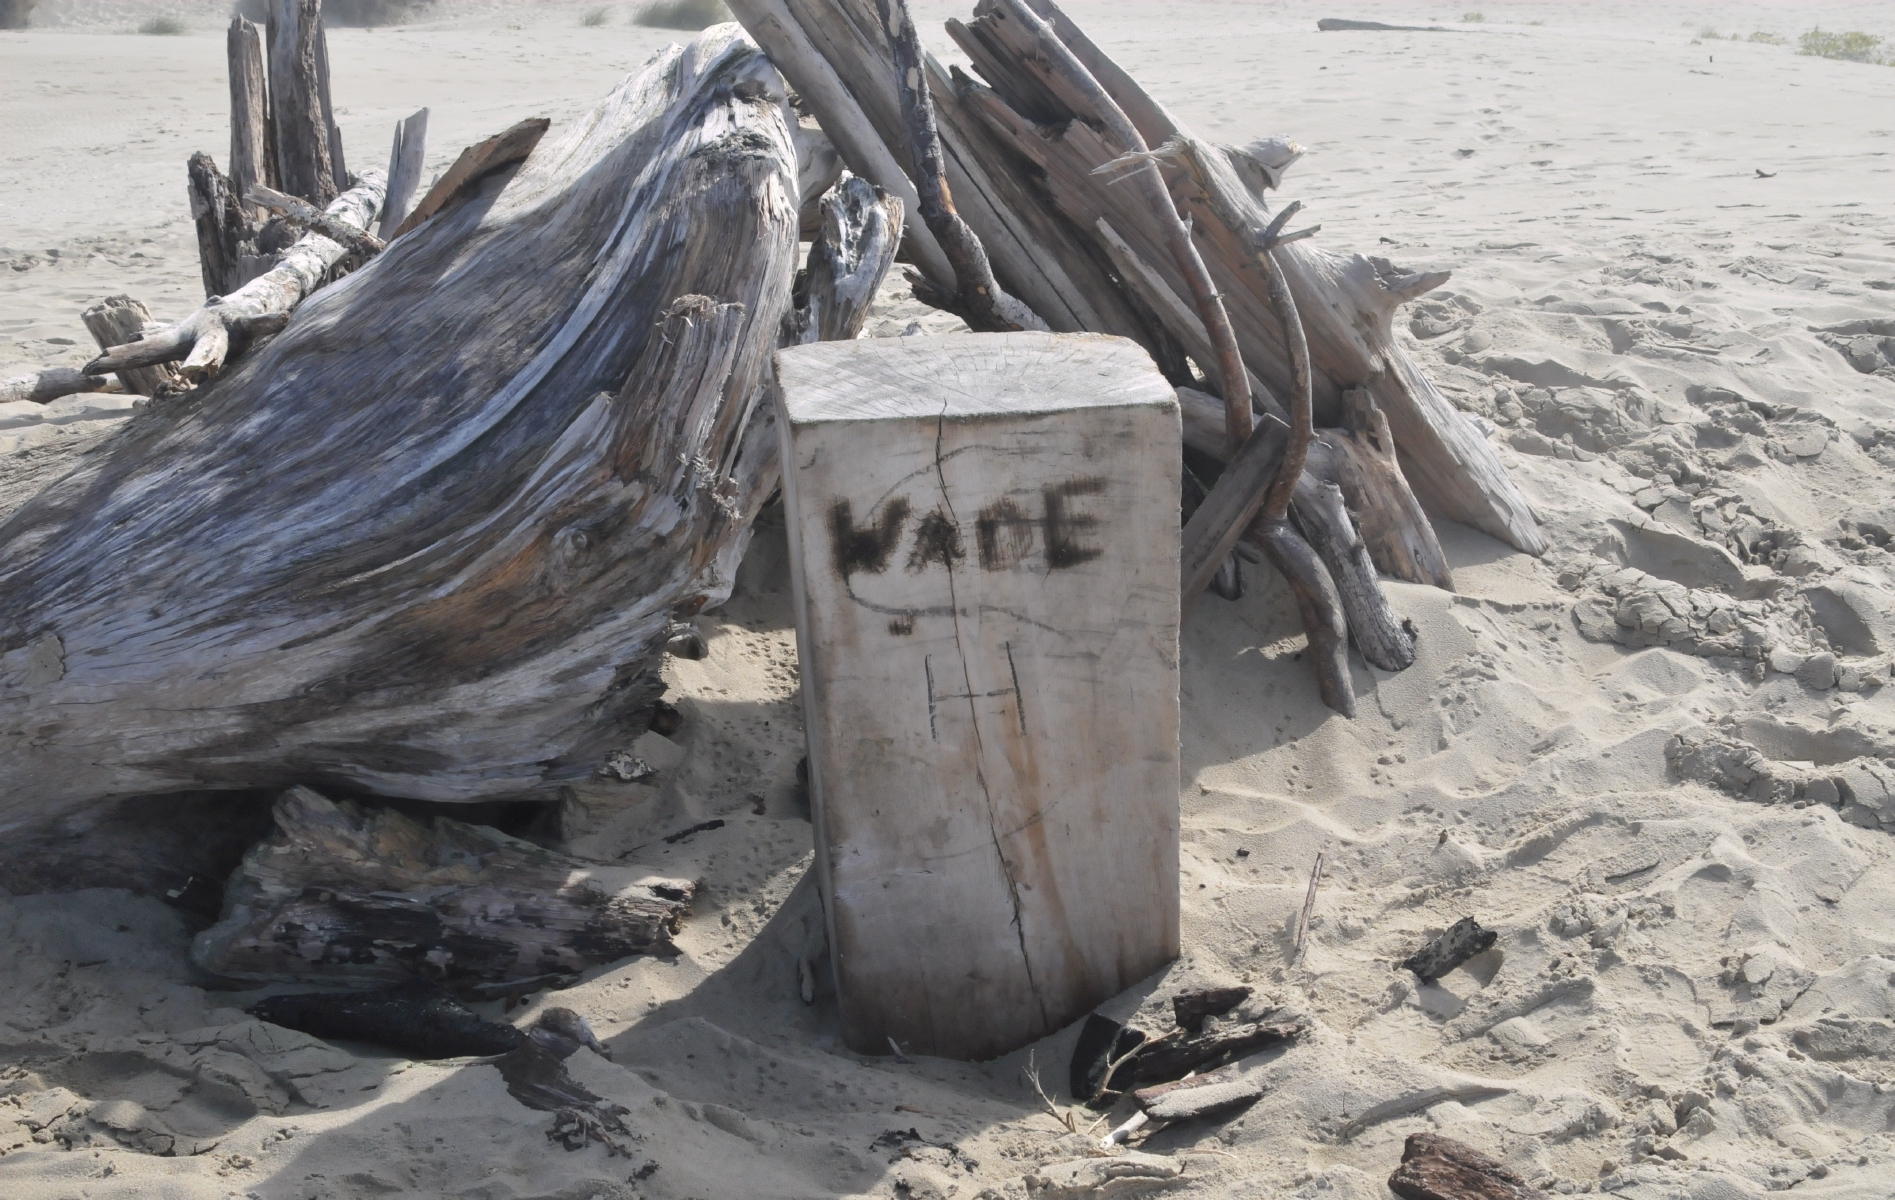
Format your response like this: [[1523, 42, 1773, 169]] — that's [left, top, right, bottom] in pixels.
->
[[0, 29, 801, 819], [949, 0, 1542, 555], [194, 787, 695, 988], [89, 172, 384, 382]]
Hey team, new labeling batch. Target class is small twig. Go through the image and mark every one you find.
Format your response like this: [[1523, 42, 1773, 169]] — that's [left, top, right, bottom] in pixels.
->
[[1293, 851, 1325, 963], [887, 1036, 913, 1064], [1023, 1050, 1077, 1133], [1100, 1109, 1149, 1148]]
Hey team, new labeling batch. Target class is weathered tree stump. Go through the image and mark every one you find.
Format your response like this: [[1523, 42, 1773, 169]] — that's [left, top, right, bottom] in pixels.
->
[[776, 331, 1182, 1060]]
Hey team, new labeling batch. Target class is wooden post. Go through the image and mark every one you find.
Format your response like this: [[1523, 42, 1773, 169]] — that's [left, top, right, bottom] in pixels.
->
[[187, 152, 250, 298], [267, 0, 338, 206], [775, 331, 1181, 1061], [378, 107, 429, 241], [228, 15, 275, 223]]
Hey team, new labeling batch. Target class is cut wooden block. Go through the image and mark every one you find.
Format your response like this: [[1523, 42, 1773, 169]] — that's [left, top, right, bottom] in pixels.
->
[[775, 331, 1181, 1061]]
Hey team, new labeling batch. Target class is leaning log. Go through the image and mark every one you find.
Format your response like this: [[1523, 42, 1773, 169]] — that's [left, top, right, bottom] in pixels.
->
[[195, 787, 695, 988], [0, 29, 800, 819]]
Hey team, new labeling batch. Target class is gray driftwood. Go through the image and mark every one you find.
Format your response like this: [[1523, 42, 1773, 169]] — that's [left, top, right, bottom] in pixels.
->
[[188, 152, 255, 297], [194, 787, 695, 988], [80, 295, 183, 398], [0, 30, 801, 819], [379, 107, 430, 239], [227, 16, 276, 223], [89, 172, 384, 382], [391, 116, 550, 239], [266, 0, 343, 206], [0, 369, 116, 406]]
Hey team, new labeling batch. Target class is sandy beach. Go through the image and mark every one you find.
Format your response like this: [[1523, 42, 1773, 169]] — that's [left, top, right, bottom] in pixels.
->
[[4, 2, 1895, 1198]]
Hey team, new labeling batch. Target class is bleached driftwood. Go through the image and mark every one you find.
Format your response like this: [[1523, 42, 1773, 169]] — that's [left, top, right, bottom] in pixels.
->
[[776, 332, 1181, 1060], [379, 107, 430, 240], [949, 0, 1542, 555], [80, 295, 183, 397], [0, 29, 800, 819], [89, 172, 384, 382], [790, 173, 904, 348], [0, 369, 116, 406], [248, 182, 387, 256], [195, 787, 694, 988]]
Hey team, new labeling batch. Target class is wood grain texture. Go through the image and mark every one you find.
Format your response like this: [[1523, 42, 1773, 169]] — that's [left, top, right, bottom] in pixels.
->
[[188, 151, 254, 297], [378, 107, 430, 240], [266, 0, 338, 206], [391, 116, 550, 239], [79, 295, 182, 398], [0, 30, 800, 823], [227, 16, 276, 222], [776, 332, 1181, 1060], [193, 787, 694, 988], [0, 368, 114, 406]]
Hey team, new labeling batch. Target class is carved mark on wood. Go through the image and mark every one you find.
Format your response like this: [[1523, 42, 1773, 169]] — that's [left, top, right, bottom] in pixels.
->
[[924, 641, 1027, 741]]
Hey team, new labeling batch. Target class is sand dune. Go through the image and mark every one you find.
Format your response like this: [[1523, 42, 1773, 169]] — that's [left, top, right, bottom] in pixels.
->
[[3, 3, 1895, 1198]]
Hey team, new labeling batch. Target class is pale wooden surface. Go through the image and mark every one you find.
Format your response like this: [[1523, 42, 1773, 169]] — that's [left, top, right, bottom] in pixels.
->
[[226, 16, 274, 224], [776, 331, 1181, 1061]]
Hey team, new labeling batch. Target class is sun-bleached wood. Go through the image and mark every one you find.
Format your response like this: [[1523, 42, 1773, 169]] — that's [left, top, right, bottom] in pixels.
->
[[0, 30, 800, 821], [378, 107, 429, 240], [0, 368, 116, 406], [79, 295, 183, 398], [227, 16, 275, 223], [193, 787, 695, 989], [391, 116, 549, 240], [955, 0, 1543, 556], [88, 171, 385, 382], [776, 331, 1181, 1061]]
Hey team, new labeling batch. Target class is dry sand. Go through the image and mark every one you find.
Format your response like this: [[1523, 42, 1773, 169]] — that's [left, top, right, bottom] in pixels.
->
[[5, 2, 1895, 1198]]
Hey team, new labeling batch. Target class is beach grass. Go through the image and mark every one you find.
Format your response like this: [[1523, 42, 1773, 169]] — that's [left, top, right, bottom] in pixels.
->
[[1799, 28, 1888, 64], [582, 6, 612, 26], [632, 0, 730, 30], [138, 15, 185, 35]]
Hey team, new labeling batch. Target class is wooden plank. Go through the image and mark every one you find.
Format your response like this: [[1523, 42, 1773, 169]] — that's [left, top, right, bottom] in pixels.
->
[[775, 331, 1181, 1061], [390, 116, 550, 240], [378, 107, 429, 240]]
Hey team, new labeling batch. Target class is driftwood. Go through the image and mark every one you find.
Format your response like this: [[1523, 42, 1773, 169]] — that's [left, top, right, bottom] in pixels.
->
[[0, 369, 116, 406], [80, 295, 183, 397], [1388, 1133, 1540, 1200], [391, 116, 551, 239], [1, 29, 803, 817], [194, 787, 695, 988], [266, 0, 344, 205], [227, 16, 276, 223], [188, 152, 256, 297], [789, 173, 903, 346], [247, 181, 387, 256], [379, 107, 430, 239], [88, 172, 383, 382]]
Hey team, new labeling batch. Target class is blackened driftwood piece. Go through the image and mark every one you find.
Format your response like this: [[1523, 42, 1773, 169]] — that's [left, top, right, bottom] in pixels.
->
[[391, 116, 551, 239], [1129, 1016, 1307, 1083], [266, 0, 342, 206], [378, 107, 430, 240], [227, 16, 276, 223], [87, 172, 384, 383], [1402, 917, 1498, 983], [0, 369, 115, 406], [1389, 1132, 1541, 1200], [875, 0, 1042, 332], [953, 0, 1543, 555], [195, 787, 695, 987], [250, 981, 528, 1058], [80, 294, 184, 397], [0, 30, 800, 817], [1172, 986, 1250, 1034]]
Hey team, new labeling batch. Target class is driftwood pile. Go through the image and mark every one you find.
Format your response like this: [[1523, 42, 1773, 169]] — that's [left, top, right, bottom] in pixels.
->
[[2, 0, 1538, 998]]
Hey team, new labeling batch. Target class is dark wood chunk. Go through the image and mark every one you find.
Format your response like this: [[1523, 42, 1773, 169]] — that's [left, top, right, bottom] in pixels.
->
[[1171, 985, 1251, 1033], [1401, 917, 1498, 983], [1388, 1132, 1541, 1200]]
